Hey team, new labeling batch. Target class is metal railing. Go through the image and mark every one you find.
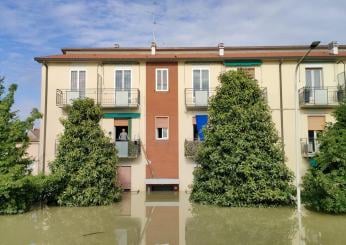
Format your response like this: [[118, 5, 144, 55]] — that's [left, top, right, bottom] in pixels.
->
[[298, 86, 343, 107], [301, 138, 319, 158], [184, 140, 201, 158], [116, 140, 141, 159], [56, 88, 140, 108], [185, 88, 216, 109]]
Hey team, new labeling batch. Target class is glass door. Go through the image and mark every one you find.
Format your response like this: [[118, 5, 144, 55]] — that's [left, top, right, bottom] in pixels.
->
[[115, 69, 131, 105], [193, 69, 209, 106]]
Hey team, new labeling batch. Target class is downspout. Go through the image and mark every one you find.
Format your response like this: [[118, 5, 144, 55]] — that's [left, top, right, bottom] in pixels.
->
[[42, 62, 48, 174], [337, 60, 346, 94], [279, 59, 285, 158]]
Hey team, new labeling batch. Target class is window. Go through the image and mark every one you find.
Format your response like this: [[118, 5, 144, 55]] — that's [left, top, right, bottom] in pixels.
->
[[192, 117, 198, 141], [155, 116, 169, 140], [115, 69, 131, 90], [308, 130, 321, 153], [237, 67, 255, 79], [71, 70, 86, 97], [305, 68, 323, 88], [156, 69, 168, 91], [193, 68, 209, 91], [307, 116, 325, 153]]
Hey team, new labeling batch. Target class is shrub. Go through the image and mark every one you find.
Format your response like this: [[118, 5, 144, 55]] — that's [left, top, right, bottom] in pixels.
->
[[190, 71, 295, 207], [50, 98, 122, 206], [0, 77, 41, 214], [302, 99, 346, 214]]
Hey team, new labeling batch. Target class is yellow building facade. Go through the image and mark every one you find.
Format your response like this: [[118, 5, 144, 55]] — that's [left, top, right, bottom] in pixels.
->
[[34, 43, 346, 192]]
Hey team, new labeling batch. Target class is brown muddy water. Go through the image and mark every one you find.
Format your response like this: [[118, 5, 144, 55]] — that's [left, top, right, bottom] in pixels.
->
[[0, 192, 345, 245]]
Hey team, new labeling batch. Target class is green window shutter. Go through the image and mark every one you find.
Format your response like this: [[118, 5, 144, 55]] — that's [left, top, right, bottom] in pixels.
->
[[224, 60, 262, 67], [103, 113, 140, 119]]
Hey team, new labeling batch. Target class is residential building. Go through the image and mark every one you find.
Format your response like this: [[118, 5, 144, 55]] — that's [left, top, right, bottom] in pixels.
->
[[34, 43, 346, 191], [27, 128, 40, 175]]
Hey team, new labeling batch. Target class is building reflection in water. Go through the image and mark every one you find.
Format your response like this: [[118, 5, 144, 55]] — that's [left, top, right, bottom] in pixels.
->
[[1, 192, 346, 245]]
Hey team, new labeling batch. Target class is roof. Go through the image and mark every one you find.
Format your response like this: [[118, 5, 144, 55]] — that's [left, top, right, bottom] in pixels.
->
[[35, 44, 346, 63], [28, 128, 40, 142]]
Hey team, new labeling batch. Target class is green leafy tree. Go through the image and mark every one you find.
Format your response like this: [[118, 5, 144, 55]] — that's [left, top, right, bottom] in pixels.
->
[[50, 98, 121, 206], [190, 70, 295, 206], [0, 77, 41, 214], [302, 99, 346, 214]]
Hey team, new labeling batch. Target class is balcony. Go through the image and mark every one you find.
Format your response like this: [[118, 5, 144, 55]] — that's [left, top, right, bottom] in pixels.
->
[[56, 88, 140, 108], [116, 140, 141, 159], [298, 86, 344, 108], [301, 138, 319, 158], [185, 88, 215, 110], [184, 140, 201, 159]]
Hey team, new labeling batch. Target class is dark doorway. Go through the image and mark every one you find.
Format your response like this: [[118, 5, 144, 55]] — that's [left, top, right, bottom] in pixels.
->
[[115, 126, 129, 141]]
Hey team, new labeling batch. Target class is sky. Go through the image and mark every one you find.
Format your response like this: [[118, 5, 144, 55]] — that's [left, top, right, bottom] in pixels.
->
[[1, 0, 346, 120]]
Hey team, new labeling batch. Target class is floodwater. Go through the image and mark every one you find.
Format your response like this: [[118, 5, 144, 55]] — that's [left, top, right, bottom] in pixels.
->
[[0, 192, 345, 245]]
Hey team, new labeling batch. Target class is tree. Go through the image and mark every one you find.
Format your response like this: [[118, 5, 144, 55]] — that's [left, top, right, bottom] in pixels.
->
[[50, 98, 121, 206], [190, 70, 295, 206], [302, 99, 346, 214], [0, 77, 41, 214]]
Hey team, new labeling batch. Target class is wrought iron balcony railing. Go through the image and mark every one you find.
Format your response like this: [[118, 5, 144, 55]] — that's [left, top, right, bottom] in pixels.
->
[[301, 138, 319, 158], [185, 88, 216, 109], [116, 140, 141, 159], [298, 86, 344, 108], [56, 88, 140, 108], [184, 87, 267, 109]]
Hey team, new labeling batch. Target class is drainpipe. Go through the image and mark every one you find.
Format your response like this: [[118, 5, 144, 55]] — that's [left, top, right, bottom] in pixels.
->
[[337, 60, 346, 94], [42, 62, 49, 174], [279, 59, 285, 158]]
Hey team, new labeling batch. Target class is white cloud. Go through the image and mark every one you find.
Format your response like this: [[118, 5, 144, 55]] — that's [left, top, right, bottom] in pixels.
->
[[0, 0, 346, 118]]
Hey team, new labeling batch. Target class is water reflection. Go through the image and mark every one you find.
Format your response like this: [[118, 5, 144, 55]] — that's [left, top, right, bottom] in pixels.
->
[[0, 192, 345, 245]]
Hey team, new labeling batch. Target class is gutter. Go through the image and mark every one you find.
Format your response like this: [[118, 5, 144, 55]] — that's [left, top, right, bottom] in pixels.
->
[[279, 60, 285, 158], [42, 62, 48, 174]]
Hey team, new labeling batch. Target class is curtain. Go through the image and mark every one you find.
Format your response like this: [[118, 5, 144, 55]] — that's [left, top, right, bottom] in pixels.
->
[[79, 71, 86, 98], [162, 69, 168, 90], [201, 69, 209, 90], [116, 70, 123, 89], [71, 71, 78, 90], [124, 70, 131, 89]]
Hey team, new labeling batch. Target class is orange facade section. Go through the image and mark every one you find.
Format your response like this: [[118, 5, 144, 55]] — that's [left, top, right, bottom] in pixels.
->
[[146, 62, 179, 179]]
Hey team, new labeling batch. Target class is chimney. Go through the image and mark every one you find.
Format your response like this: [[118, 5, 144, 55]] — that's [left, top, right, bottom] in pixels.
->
[[218, 43, 224, 56], [151, 42, 157, 55], [328, 41, 338, 55]]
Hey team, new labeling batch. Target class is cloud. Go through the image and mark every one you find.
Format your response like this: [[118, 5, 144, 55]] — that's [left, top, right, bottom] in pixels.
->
[[0, 0, 345, 119]]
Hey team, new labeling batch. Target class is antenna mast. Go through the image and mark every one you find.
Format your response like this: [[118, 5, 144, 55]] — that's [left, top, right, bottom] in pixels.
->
[[151, 1, 158, 43]]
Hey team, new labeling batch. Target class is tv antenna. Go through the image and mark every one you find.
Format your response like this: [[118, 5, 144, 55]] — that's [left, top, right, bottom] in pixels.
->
[[150, 1, 158, 43]]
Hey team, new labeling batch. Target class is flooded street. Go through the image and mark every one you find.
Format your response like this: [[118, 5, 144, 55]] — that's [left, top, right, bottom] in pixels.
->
[[0, 192, 345, 245]]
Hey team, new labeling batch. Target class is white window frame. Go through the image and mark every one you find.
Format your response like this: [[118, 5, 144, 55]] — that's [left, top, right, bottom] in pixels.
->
[[305, 67, 323, 88], [155, 116, 169, 140], [155, 68, 169, 92], [114, 67, 132, 90], [192, 67, 210, 91], [70, 68, 87, 90]]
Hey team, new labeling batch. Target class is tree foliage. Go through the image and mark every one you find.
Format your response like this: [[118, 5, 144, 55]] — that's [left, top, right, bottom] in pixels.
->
[[190, 70, 295, 206], [302, 99, 346, 214], [0, 77, 41, 214], [50, 98, 121, 206]]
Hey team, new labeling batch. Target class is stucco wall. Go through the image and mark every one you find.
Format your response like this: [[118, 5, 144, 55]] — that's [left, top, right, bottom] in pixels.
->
[[38, 59, 343, 192]]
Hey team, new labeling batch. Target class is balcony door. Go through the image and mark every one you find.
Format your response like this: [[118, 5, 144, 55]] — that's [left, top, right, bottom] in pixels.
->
[[305, 68, 325, 104], [306, 68, 322, 88], [115, 69, 131, 106], [193, 68, 209, 106], [69, 70, 86, 103]]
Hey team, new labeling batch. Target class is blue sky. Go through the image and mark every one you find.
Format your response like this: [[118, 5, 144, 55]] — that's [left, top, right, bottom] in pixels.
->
[[1, 0, 346, 120]]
